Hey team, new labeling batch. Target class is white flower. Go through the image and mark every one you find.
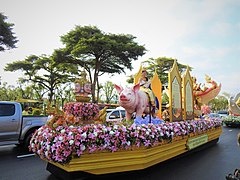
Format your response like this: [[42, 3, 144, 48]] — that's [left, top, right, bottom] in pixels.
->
[[47, 145, 50, 151], [69, 132, 73, 136], [103, 144, 107, 148], [109, 130, 114, 135], [69, 140, 74, 145], [82, 132, 87, 138], [93, 131, 98, 137], [59, 136, 63, 141], [147, 128, 151, 132], [69, 125, 74, 129], [127, 141, 131, 146], [146, 131, 149, 135], [45, 151, 48, 157], [61, 129, 65, 134], [80, 145, 86, 151], [103, 127, 107, 132], [113, 125, 118, 129]]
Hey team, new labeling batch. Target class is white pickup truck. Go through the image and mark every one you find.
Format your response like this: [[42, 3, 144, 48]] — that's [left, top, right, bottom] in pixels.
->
[[0, 101, 48, 149]]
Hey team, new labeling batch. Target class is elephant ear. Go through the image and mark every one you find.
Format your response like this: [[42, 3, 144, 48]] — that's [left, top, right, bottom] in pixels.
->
[[114, 84, 123, 94]]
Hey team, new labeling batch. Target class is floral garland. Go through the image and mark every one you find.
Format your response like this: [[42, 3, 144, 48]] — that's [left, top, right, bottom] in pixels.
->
[[30, 119, 222, 164]]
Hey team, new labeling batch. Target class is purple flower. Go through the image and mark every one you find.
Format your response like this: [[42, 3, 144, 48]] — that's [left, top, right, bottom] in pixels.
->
[[30, 118, 221, 164]]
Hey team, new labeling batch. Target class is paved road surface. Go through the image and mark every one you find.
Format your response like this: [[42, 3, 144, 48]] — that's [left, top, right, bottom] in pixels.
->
[[0, 126, 240, 180]]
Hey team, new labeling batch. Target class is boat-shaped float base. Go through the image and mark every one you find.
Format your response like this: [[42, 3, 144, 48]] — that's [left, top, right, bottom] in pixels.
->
[[47, 127, 222, 179]]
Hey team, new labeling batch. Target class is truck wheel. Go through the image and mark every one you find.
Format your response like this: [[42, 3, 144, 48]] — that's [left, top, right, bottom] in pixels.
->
[[24, 131, 35, 151]]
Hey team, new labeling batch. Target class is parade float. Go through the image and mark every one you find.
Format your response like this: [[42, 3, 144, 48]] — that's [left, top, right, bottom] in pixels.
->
[[225, 94, 240, 179], [222, 93, 240, 127], [30, 62, 222, 179]]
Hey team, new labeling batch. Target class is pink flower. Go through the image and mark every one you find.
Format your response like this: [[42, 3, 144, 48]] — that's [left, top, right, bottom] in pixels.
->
[[30, 119, 222, 163]]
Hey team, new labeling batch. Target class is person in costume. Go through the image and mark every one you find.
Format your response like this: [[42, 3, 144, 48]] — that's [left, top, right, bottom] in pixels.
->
[[139, 69, 156, 107]]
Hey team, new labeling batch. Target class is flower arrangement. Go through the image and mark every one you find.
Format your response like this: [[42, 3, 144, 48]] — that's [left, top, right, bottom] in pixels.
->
[[30, 119, 222, 164], [63, 102, 99, 122], [222, 115, 240, 127], [222, 115, 240, 122]]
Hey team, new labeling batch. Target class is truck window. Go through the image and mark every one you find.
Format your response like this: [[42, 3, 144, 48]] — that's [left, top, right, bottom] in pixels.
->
[[109, 110, 120, 119], [0, 104, 15, 116]]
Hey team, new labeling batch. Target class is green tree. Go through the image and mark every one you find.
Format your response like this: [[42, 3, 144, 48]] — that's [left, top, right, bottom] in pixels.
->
[[162, 92, 169, 105], [0, 13, 18, 51], [15, 78, 46, 100], [127, 57, 191, 85], [208, 95, 228, 112], [54, 25, 146, 102], [31, 83, 48, 100], [5, 54, 78, 103], [0, 80, 46, 101], [54, 83, 75, 109], [101, 81, 116, 103], [0, 82, 19, 101]]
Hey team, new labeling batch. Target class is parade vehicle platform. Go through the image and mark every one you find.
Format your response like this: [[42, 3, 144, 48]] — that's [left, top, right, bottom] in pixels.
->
[[45, 126, 222, 179]]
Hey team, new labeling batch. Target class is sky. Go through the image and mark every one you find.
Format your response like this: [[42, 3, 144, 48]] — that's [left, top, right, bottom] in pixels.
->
[[1, 0, 240, 96]]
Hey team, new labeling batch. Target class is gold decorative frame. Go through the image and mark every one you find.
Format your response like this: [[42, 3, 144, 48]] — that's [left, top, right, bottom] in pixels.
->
[[182, 66, 194, 120], [168, 61, 183, 122]]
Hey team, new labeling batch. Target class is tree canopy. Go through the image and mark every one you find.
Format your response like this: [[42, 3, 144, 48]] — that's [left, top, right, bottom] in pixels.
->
[[0, 13, 18, 51], [208, 95, 228, 112], [101, 81, 116, 104], [54, 25, 146, 102], [4, 54, 78, 103]]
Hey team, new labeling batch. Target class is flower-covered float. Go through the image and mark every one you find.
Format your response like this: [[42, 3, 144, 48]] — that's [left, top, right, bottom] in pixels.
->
[[222, 93, 240, 127], [30, 64, 222, 179]]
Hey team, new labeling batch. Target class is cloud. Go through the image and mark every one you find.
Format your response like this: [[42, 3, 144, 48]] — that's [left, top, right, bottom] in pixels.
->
[[209, 22, 232, 36], [218, 70, 240, 96]]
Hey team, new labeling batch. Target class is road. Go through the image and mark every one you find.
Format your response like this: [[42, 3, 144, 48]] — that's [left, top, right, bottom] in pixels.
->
[[0, 126, 240, 180]]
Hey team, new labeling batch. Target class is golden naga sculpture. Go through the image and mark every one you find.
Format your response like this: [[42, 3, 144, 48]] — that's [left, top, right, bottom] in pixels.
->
[[193, 75, 221, 105]]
